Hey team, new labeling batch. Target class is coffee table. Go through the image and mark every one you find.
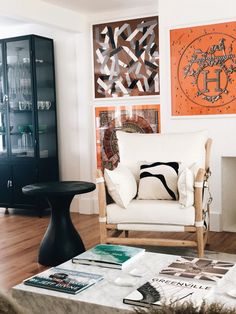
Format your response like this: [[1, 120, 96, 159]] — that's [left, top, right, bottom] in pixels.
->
[[11, 252, 236, 314], [22, 181, 96, 266]]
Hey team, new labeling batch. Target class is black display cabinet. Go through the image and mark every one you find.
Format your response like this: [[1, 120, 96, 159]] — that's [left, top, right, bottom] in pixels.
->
[[0, 35, 59, 212]]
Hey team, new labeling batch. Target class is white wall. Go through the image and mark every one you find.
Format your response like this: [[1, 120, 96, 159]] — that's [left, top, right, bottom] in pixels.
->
[[0, 0, 86, 32], [75, 23, 98, 214], [159, 0, 236, 230], [222, 157, 236, 232]]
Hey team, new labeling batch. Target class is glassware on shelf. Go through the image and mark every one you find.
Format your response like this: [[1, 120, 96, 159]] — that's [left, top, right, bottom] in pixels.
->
[[8, 46, 31, 110], [18, 101, 32, 111], [21, 132, 33, 149], [37, 101, 51, 110]]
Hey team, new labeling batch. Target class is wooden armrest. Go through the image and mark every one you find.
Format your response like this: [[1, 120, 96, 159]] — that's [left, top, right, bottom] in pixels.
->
[[96, 169, 107, 219], [194, 168, 205, 222], [205, 138, 213, 172]]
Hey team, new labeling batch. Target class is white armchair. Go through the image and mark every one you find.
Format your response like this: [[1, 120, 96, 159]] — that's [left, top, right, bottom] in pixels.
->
[[96, 130, 212, 257]]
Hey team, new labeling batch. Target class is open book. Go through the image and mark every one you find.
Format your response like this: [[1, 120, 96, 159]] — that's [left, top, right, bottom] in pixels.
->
[[24, 267, 103, 294], [123, 276, 212, 307], [72, 244, 145, 269]]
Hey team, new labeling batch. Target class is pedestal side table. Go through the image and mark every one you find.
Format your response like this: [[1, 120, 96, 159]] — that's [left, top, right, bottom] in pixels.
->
[[22, 181, 96, 266]]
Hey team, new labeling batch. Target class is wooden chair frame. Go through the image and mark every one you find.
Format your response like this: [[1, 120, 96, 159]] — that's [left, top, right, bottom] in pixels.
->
[[96, 139, 212, 258]]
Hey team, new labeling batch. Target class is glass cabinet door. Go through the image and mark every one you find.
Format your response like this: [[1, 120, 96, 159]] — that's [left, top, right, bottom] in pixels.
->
[[34, 37, 57, 159], [6, 39, 34, 158], [0, 43, 7, 158]]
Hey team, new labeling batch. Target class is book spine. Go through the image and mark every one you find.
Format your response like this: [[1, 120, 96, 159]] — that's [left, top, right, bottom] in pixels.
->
[[71, 259, 121, 269]]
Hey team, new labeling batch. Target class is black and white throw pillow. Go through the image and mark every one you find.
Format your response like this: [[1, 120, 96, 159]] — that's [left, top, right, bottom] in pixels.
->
[[137, 162, 179, 200]]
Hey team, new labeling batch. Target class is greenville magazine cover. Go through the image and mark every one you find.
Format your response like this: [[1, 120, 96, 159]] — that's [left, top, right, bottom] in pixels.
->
[[123, 276, 212, 307], [24, 267, 103, 294]]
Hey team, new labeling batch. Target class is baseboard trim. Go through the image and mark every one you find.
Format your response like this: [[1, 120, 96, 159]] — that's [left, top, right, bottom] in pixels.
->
[[70, 196, 98, 214], [210, 211, 222, 232]]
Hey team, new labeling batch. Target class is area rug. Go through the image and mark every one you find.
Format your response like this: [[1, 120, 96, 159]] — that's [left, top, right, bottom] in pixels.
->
[[144, 246, 236, 262]]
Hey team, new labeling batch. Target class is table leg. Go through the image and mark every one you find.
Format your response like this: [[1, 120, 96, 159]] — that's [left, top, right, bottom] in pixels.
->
[[38, 195, 85, 266]]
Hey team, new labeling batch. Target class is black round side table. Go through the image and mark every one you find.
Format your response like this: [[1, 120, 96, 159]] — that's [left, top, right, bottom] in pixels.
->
[[22, 181, 96, 266]]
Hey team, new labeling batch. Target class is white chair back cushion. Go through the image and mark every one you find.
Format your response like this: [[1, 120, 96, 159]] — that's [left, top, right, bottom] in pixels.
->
[[116, 130, 208, 180], [104, 164, 137, 208]]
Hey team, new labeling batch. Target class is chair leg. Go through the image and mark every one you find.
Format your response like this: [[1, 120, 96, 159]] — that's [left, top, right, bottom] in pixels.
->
[[100, 222, 107, 244], [196, 227, 204, 257]]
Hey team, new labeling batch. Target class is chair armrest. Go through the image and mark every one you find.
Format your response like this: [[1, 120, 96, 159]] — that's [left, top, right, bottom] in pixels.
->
[[205, 138, 213, 173], [96, 169, 107, 221]]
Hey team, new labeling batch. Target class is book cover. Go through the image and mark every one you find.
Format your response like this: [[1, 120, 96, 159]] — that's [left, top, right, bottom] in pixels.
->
[[159, 256, 234, 283], [123, 276, 212, 307], [23, 267, 103, 294], [72, 244, 145, 269]]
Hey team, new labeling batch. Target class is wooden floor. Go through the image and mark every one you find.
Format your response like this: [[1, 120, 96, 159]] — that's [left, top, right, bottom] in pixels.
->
[[0, 208, 236, 293]]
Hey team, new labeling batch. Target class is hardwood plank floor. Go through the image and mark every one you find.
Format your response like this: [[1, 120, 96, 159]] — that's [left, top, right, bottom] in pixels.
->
[[0, 208, 236, 293]]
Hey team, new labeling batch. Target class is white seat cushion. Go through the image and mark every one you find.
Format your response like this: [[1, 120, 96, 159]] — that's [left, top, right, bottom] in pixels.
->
[[116, 130, 208, 180], [107, 199, 195, 226]]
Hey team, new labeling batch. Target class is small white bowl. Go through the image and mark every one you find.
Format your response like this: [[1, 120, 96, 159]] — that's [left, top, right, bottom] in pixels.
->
[[226, 289, 236, 298]]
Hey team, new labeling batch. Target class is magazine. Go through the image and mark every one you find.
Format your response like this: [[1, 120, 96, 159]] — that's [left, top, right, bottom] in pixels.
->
[[72, 244, 145, 269], [23, 267, 103, 294], [159, 256, 234, 283], [123, 276, 212, 307]]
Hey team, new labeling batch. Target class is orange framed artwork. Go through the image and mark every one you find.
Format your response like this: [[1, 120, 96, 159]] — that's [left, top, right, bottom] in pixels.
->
[[95, 104, 160, 170], [170, 21, 236, 116]]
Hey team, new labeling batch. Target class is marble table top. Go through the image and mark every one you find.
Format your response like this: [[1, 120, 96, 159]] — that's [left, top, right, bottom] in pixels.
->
[[12, 252, 236, 314]]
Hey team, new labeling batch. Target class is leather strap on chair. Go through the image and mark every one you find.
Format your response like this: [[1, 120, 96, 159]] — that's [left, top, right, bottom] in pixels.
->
[[194, 181, 204, 188], [204, 181, 209, 188], [99, 216, 107, 223], [195, 220, 204, 227], [96, 177, 105, 184]]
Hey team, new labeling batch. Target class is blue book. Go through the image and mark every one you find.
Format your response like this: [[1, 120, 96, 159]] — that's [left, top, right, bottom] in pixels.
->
[[72, 244, 145, 269]]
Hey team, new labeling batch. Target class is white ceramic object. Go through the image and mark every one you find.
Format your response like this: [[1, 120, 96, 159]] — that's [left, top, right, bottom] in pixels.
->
[[227, 290, 236, 298]]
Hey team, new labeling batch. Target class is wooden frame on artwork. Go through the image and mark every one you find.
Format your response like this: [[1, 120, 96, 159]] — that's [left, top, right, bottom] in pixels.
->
[[170, 20, 236, 116], [95, 104, 160, 170], [92, 16, 159, 99]]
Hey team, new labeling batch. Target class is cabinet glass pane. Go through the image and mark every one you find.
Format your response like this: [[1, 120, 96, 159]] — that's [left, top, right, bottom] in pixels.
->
[[6, 40, 34, 158], [35, 38, 56, 158], [0, 43, 7, 158]]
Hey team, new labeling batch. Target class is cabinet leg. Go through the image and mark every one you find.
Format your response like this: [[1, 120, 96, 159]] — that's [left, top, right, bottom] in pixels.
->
[[4, 208, 9, 215], [38, 208, 43, 218]]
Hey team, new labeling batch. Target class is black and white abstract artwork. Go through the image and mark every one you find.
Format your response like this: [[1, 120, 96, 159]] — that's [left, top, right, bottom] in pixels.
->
[[93, 16, 159, 98]]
